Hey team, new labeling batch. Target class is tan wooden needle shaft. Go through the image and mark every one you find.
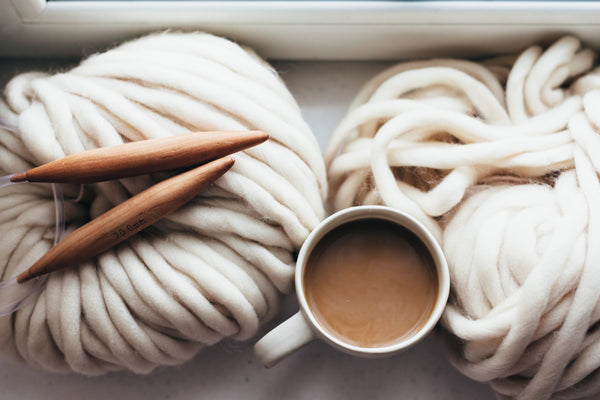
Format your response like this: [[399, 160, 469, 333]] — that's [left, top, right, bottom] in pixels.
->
[[10, 131, 267, 184]]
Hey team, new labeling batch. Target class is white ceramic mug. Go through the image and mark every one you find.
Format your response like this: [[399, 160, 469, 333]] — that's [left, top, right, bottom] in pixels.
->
[[254, 205, 450, 367]]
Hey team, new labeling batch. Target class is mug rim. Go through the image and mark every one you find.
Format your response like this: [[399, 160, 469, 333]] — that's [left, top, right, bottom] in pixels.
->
[[295, 205, 450, 357]]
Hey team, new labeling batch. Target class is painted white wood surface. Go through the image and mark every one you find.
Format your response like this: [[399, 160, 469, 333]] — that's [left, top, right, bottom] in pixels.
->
[[1, 0, 600, 59]]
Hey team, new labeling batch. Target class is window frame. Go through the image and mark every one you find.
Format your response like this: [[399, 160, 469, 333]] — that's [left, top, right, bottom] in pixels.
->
[[4, 0, 600, 59]]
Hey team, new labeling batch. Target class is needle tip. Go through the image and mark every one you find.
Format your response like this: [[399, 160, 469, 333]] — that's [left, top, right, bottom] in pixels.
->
[[210, 155, 236, 173], [245, 130, 269, 147], [10, 172, 27, 183]]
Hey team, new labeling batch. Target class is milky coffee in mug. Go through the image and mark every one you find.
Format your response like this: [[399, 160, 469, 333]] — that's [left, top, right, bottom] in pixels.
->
[[303, 217, 439, 348], [254, 206, 449, 367]]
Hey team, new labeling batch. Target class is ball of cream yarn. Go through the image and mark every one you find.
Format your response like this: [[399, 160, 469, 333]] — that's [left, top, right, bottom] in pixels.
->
[[0, 32, 327, 375], [326, 36, 600, 399]]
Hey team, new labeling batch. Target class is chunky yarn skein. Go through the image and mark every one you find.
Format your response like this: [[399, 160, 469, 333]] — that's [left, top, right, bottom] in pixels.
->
[[0, 32, 327, 375], [326, 36, 600, 399]]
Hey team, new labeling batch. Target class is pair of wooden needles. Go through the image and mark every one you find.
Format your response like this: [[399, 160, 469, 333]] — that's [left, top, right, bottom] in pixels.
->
[[1, 130, 268, 286]]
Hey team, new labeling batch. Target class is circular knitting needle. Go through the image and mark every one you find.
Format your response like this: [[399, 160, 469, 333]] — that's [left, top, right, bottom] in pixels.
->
[[17, 156, 235, 283]]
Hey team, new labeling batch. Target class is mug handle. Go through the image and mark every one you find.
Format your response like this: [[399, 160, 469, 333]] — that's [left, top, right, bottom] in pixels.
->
[[254, 311, 316, 367]]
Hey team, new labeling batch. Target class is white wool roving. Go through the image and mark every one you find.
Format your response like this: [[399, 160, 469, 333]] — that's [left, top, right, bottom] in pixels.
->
[[0, 32, 327, 375], [325, 36, 600, 399]]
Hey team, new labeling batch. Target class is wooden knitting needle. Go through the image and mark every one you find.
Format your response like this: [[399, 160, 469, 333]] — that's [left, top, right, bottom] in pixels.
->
[[8, 131, 268, 184], [17, 156, 235, 283]]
